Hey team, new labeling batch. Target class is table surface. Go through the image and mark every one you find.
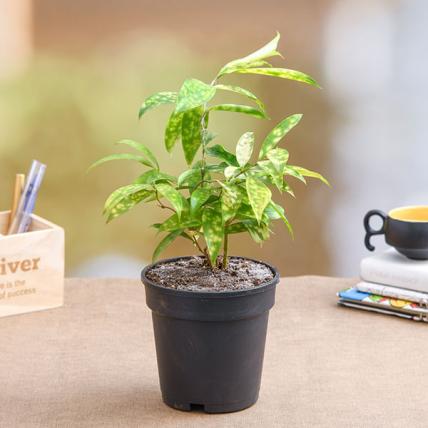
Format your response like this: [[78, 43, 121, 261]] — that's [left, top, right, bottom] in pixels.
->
[[2, 276, 428, 428]]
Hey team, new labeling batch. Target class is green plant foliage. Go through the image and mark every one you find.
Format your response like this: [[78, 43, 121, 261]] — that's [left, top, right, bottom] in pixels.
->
[[138, 92, 177, 118], [91, 33, 329, 269]]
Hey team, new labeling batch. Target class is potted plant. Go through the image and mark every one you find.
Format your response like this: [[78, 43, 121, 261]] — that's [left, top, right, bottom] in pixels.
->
[[91, 33, 328, 413]]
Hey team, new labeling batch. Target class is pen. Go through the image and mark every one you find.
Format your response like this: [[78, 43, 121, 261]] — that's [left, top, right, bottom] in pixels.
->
[[7, 174, 25, 232]]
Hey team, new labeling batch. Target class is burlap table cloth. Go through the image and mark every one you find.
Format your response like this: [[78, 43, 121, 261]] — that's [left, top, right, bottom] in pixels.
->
[[1, 277, 428, 427]]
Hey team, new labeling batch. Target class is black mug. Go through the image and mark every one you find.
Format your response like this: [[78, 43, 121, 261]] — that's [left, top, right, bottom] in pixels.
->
[[364, 206, 428, 260]]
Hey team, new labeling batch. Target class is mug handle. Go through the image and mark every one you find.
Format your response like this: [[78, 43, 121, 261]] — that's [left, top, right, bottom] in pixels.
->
[[364, 210, 387, 251]]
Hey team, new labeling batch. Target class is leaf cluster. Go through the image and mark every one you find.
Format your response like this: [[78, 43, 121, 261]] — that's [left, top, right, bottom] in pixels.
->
[[90, 33, 329, 269]]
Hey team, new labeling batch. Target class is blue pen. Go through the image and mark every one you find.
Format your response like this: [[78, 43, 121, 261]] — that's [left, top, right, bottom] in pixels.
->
[[8, 160, 47, 235]]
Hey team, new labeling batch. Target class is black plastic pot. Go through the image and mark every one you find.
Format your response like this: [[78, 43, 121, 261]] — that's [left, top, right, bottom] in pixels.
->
[[141, 256, 279, 414]]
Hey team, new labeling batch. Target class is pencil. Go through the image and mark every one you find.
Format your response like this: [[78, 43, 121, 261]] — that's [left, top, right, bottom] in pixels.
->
[[7, 174, 25, 233]]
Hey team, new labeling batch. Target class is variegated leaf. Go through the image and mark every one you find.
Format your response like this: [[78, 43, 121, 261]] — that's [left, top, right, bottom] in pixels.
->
[[155, 213, 200, 232], [210, 104, 267, 119], [175, 78, 216, 113], [232, 68, 320, 87], [89, 153, 153, 171], [224, 165, 239, 179], [268, 201, 293, 237], [177, 168, 201, 187], [152, 230, 183, 262], [215, 84, 265, 113], [202, 207, 224, 265], [217, 32, 281, 77], [181, 107, 203, 165], [257, 160, 283, 190], [165, 111, 183, 152], [139, 92, 177, 118], [155, 183, 187, 219], [283, 165, 306, 184], [290, 166, 330, 186], [116, 139, 158, 169], [259, 114, 302, 159], [225, 222, 247, 234], [134, 170, 175, 185], [190, 188, 211, 216], [236, 132, 254, 167], [206, 144, 238, 166], [246, 176, 271, 224], [267, 148, 289, 174], [103, 184, 152, 222], [220, 183, 242, 222], [246, 222, 270, 243]]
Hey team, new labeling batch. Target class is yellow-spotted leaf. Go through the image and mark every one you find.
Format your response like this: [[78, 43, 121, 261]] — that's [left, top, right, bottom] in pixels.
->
[[115, 139, 158, 169], [155, 183, 187, 219], [152, 229, 183, 262], [283, 165, 306, 184], [220, 183, 242, 222], [89, 153, 153, 171], [224, 165, 239, 179], [190, 188, 211, 216], [268, 201, 293, 237], [209, 104, 267, 119], [181, 107, 203, 165], [139, 92, 177, 118], [257, 160, 283, 190], [217, 32, 281, 77], [134, 170, 175, 185], [104, 184, 152, 222], [165, 111, 183, 152], [233, 68, 320, 87], [175, 78, 216, 113], [259, 114, 302, 159], [206, 144, 238, 166], [215, 84, 265, 113], [202, 207, 224, 265], [290, 166, 330, 186], [246, 176, 271, 224], [266, 148, 289, 174], [236, 132, 254, 167]]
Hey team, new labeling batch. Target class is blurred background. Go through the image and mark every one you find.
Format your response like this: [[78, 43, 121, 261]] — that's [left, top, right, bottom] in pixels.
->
[[0, 0, 426, 278]]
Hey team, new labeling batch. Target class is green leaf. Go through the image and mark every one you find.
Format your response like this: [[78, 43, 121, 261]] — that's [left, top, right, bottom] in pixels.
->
[[290, 166, 330, 186], [202, 207, 224, 265], [236, 132, 254, 167], [218, 32, 281, 77], [206, 144, 238, 166], [257, 160, 283, 190], [204, 131, 217, 145], [225, 222, 247, 234], [190, 188, 211, 216], [246, 222, 270, 244], [215, 84, 265, 113], [116, 139, 158, 169], [89, 153, 153, 171], [232, 68, 320, 87], [283, 166, 306, 184], [155, 213, 200, 232], [152, 230, 183, 262], [177, 169, 201, 187], [165, 111, 183, 153], [224, 165, 239, 179], [175, 78, 216, 113], [266, 148, 289, 173], [181, 106, 203, 165], [269, 201, 293, 237], [210, 104, 267, 119], [139, 92, 177, 119], [246, 176, 271, 224], [134, 170, 175, 185], [220, 183, 242, 222], [103, 184, 152, 222], [259, 114, 302, 159], [155, 183, 186, 219]]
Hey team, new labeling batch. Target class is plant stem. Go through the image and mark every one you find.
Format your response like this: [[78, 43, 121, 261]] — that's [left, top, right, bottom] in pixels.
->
[[222, 232, 229, 269], [155, 191, 175, 213]]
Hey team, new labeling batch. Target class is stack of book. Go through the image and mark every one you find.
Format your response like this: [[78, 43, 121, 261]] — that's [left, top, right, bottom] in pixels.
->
[[337, 249, 428, 322]]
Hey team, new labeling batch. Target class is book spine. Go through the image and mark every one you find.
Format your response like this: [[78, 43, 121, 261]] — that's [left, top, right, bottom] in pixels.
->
[[360, 258, 428, 293]]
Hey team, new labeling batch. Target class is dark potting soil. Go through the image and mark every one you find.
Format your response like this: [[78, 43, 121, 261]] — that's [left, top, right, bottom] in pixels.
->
[[145, 257, 275, 292]]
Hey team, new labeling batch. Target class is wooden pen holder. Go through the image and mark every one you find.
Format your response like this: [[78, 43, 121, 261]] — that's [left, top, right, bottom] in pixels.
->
[[0, 211, 64, 317]]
